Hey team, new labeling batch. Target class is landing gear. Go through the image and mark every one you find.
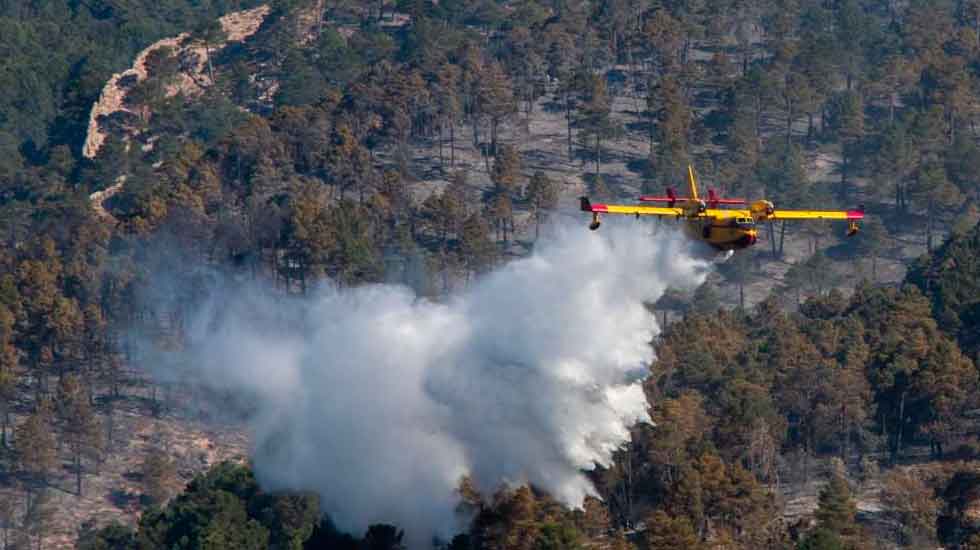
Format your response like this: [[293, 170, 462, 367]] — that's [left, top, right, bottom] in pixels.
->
[[589, 212, 601, 231]]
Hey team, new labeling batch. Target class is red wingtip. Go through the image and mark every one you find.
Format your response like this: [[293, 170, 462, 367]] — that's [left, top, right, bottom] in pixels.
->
[[579, 197, 609, 213], [846, 205, 865, 220]]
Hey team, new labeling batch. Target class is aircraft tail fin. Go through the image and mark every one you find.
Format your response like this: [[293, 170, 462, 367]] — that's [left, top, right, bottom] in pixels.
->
[[687, 165, 699, 201]]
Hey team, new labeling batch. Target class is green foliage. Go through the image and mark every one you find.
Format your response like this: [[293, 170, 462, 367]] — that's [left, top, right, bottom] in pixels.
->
[[908, 221, 980, 358], [797, 528, 843, 550], [132, 462, 316, 550], [362, 524, 406, 550], [0, 0, 261, 156], [77, 521, 137, 550], [643, 511, 700, 550], [815, 473, 858, 537]]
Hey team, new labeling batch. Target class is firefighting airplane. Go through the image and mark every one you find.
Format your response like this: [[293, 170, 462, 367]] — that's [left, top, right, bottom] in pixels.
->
[[580, 166, 864, 251], [579, 166, 864, 251]]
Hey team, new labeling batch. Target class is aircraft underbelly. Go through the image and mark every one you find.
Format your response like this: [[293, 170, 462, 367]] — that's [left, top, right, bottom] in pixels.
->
[[682, 221, 757, 251]]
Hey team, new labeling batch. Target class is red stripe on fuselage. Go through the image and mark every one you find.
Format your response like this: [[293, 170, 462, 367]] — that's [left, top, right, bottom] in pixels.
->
[[710, 198, 748, 204], [846, 210, 864, 219]]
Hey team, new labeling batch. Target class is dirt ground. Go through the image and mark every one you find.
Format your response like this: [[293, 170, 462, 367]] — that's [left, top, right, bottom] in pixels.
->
[[1, 378, 249, 549]]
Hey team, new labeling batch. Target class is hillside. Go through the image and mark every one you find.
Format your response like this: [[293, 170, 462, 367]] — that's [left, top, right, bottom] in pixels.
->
[[0, 0, 979, 549]]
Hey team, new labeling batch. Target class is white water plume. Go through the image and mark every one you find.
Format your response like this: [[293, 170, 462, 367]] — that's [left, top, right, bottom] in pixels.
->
[[145, 219, 710, 544]]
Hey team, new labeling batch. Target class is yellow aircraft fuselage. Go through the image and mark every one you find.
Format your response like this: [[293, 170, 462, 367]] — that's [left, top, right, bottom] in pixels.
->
[[680, 216, 758, 251]]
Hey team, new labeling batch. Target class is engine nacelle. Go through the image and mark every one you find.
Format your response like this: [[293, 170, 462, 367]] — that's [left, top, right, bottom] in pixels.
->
[[750, 200, 775, 218]]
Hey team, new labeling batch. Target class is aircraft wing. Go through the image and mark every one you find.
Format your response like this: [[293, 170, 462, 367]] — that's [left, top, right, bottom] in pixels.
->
[[704, 209, 751, 219], [581, 198, 683, 217], [769, 209, 865, 220]]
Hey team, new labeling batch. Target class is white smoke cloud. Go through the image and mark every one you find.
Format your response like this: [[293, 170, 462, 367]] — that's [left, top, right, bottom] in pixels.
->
[[144, 219, 710, 544]]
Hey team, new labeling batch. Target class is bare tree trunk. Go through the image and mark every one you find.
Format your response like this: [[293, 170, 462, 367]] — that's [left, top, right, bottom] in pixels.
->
[[778, 221, 787, 257], [437, 124, 444, 170], [595, 136, 601, 176], [205, 44, 215, 85], [769, 222, 777, 257], [803, 439, 810, 484], [625, 441, 633, 528], [75, 454, 82, 496], [786, 97, 794, 145], [315, 0, 325, 39], [490, 119, 498, 157], [106, 400, 115, 447], [927, 197, 935, 252], [565, 94, 574, 160], [895, 390, 906, 462]]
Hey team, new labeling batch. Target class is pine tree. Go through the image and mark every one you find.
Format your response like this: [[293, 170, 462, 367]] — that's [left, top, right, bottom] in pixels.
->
[[58, 374, 104, 496], [525, 171, 559, 241], [491, 145, 522, 196], [194, 20, 228, 86], [815, 472, 859, 539], [910, 162, 962, 253], [0, 492, 14, 550], [436, 65, 463, 168], [650, 76, 691, 178], [577, 76, 621, 177], [880, 469, 939, 546], [488, 194, 514, 244], [480, 61, 516, 158], [16, 398, 57, 490], [797, 528, 843, 550], [459, 214, 496, 276], [0, 304, 16, 448], [23, 487, 55, 550], [644, 511, 700, 550], [142, 449, 178, 506]]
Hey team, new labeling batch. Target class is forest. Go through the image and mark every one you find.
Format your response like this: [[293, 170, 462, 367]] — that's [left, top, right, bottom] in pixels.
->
[[0, 0, 979, 548]]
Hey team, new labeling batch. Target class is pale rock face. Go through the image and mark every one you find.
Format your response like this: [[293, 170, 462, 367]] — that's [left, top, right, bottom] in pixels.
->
[[82, 5, 271, 160], [83, 4, 270, 223]]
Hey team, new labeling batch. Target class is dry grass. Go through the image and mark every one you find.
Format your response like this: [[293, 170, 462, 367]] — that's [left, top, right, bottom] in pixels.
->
[[24, 389, 250, 549]]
